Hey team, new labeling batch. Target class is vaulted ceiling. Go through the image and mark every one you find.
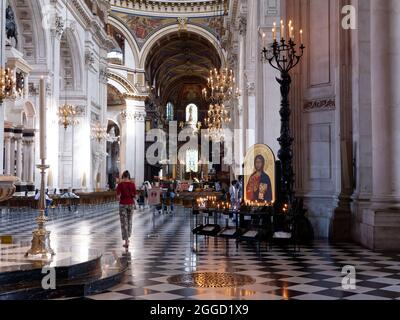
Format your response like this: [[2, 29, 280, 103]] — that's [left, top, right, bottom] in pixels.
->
[[145, 31, 221, 107]]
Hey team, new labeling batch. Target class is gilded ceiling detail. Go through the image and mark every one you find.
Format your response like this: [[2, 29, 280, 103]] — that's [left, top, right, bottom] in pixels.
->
[[111, 11, 225, 48]]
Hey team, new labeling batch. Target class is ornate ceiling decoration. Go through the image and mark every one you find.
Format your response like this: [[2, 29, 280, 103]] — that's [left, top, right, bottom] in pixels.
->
[[145, 31, 221, 106], [109, 0, 229, 17], [111, 11, 226, 49]]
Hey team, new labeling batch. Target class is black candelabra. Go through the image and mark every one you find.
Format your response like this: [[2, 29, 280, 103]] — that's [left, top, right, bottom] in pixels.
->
[[262, 35, 305, 206]]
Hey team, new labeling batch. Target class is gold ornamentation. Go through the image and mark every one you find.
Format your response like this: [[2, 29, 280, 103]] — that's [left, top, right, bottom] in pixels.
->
[[91, 122, 107, 143], [167, 272, 256, 288], [58, 103, 79, 130]]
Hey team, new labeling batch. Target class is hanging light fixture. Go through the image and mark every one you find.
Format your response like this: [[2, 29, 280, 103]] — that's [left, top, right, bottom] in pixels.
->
[[202, 67, 236, 103], [204, 102, 231, 140], [91, 122, 108, 143], [0, 67, 23, 103], [58, 0, 79, 130], [201, 0, 235, 139]]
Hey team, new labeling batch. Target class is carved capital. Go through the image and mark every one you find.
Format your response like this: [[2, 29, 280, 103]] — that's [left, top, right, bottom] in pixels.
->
[[239, 16, 247, 36], [85, 50, 95, 67], [51, 15, 65, 39], [246, 82, 255, 96], [120, 110, 146, 122]]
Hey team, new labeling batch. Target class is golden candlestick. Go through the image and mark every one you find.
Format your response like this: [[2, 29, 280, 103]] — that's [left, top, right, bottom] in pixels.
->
[[25, 77, 55, 259]]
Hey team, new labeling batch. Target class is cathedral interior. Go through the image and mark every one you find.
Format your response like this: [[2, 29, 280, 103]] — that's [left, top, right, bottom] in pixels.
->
[[1, 0, 400, 303]]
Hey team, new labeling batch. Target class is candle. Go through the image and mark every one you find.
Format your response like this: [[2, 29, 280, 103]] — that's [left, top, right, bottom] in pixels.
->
[[281, 20, 284, 40], [288, 20, 293, 38], [39, 77, 46, 160], [300, 29, 303, 44], [273, 22, 277, 40], [262, 32, 266, 47]]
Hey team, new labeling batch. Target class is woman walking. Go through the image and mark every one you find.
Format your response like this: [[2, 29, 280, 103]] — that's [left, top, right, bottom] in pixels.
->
[[116, 171, 136, 249]]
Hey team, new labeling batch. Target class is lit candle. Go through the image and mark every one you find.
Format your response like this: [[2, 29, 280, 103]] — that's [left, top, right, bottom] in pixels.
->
[[300, 29, 303, 44], [273, 22, 277, 40], [262, 32, 266, 48], [39, 76, 46, 160], [281, 20, 284, 40]]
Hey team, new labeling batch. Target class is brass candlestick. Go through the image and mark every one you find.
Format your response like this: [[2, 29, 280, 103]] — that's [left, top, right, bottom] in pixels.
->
[[25, 77, 55, 259], [25, 161, 55, 259]]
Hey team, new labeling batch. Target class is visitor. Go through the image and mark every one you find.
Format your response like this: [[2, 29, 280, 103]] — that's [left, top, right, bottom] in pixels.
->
[[229, 181, 237, 209], [236, 178, 243, 207], [34, 191, 52, 217], [168, 185, 176, 213], [116, 170, 137, 249], [143, 181, 151, 208]]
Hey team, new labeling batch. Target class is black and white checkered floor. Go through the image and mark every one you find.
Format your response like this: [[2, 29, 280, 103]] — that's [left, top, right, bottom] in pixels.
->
[[1, 205, 400, 300]]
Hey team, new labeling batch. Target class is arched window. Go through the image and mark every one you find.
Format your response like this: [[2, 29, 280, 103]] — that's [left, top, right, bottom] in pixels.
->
[[186, 149, 199, 173], [166, 102, 174, 121], [186, 103, 198, 123]]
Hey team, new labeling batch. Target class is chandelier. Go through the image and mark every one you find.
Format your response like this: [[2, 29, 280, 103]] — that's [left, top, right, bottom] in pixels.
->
[[58, 103, 79, 130], [202, 67, 237, 103], [204, 102, 231, 140], [91, 122, 108, 143]]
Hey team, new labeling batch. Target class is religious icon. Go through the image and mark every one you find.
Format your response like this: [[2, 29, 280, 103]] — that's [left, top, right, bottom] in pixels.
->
[[244, 144, 276, 203]]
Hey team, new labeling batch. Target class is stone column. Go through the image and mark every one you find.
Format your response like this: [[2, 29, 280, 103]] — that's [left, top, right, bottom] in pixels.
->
[[0, 0, 6, 174], [4, 133, 11, 175], [15, 134, 23, 179], [244, 0, 258, 150], [47, 17, 64, 189], [120, 96, 147, 186], [361, 0, 400, 250], [9, 137, 16, 176], [28, 138, 34, 184], [22, 133, 34, 184]]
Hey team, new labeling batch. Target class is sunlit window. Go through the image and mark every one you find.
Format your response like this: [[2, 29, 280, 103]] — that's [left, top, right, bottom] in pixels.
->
[[186, 103, 198, 123], [186, 149, 198, 173], [166, 102, 174, 121]]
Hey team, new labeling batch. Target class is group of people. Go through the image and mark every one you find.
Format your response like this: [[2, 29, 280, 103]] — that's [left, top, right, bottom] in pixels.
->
[[115, 170, 246, 250]]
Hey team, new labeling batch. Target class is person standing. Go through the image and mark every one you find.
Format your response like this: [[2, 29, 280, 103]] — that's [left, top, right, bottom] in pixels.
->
[[116, 171, 137, 249], [229, 181, 237, 208]]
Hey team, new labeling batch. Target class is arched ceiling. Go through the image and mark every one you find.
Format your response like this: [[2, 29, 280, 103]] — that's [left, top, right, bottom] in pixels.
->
[[145, 31, 221, 106]]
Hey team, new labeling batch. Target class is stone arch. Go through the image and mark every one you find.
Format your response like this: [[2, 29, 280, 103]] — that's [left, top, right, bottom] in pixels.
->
[[22, 101, 36, 129], [60, 28, 84, 91], [107, 70, 138, 95], [108, 16, 140, 69], [138, 24, 226, 69], [8, 0, 48, 65]]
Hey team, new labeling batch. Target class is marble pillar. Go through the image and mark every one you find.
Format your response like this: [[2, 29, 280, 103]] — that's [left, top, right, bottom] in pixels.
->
[[9, 138, 15, 176], [360, 0, 400, 250], [29, 139, 35, 184], [47, 28, 63, 189], [120, 97, 146, 186], [4, 134, 11, 175], [22, 135, 34, 184], [0, 0, 6, 174], [16, 135, 22, 179]]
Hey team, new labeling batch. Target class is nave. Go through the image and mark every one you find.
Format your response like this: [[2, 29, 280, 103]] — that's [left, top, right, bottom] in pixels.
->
[[1, 207, 400, 301]]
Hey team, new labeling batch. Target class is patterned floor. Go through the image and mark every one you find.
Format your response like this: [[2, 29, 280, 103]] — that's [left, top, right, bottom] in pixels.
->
[[1, 204, 400, 300]]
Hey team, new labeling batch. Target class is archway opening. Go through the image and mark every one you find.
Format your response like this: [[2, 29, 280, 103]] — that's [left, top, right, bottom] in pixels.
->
[[144, 31, 222, 180]]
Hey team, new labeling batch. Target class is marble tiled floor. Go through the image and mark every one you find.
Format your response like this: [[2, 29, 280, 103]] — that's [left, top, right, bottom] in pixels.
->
[[1, 205, 400, 300]]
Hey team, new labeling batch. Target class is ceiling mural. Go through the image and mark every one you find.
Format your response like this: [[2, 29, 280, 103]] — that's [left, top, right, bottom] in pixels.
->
[[107, 84, 125, 107], [111, 11, 225, 49]]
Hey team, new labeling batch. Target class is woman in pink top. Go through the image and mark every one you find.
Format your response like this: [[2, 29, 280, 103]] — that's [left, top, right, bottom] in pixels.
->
[[116, 171, 137, 249]]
